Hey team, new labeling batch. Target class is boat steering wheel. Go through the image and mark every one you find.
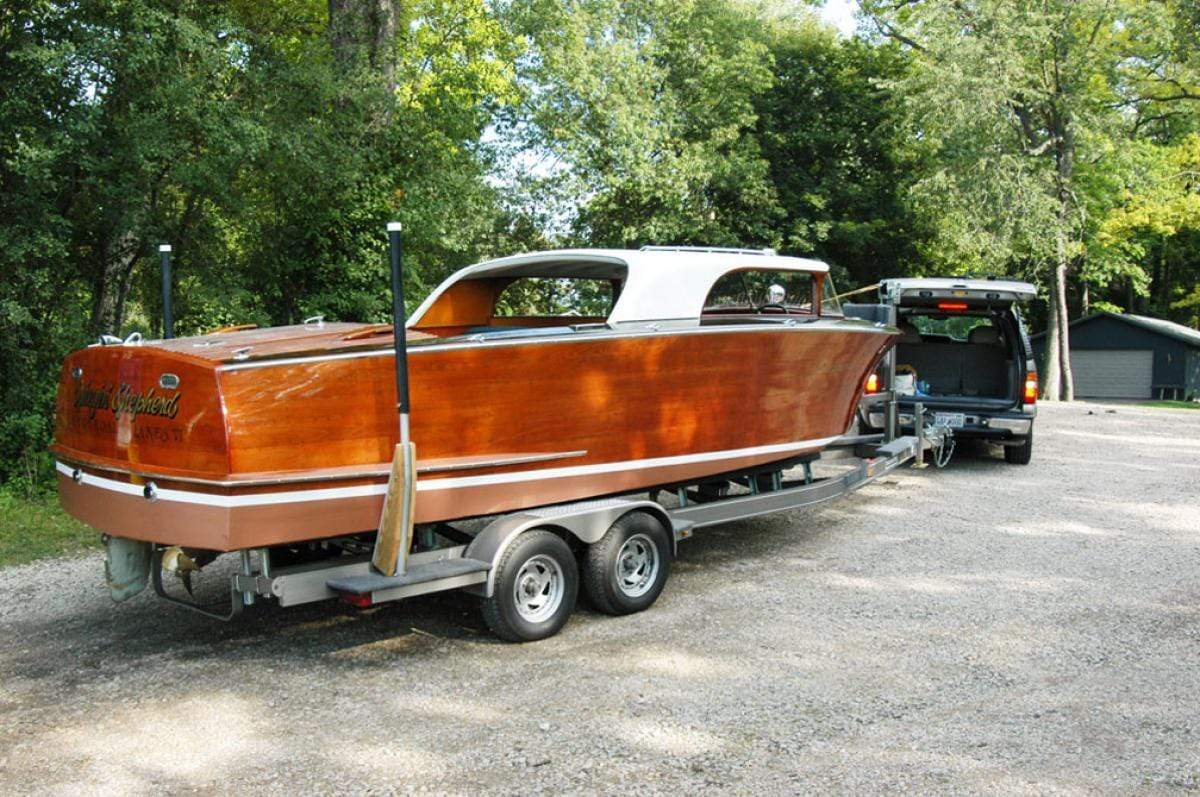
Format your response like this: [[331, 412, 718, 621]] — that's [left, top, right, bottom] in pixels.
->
[[757, 303, 788, 314]]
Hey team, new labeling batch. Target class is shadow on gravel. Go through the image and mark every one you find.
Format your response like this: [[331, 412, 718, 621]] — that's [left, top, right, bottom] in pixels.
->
[[0, 484, 890, 682], [0, 580, 500, 684]]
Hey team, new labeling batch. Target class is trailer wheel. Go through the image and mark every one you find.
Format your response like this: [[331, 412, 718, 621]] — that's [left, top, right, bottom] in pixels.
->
[[482, 530, 578, 642], [1004, 432, 1033, 465], [584, 512, 671, 616]]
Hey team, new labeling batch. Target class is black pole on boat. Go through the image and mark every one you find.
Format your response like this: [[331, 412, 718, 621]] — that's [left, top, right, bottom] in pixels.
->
[[387, 221, 411, 443], [159, 244, 174, 339], [370, 221, 417, 578]]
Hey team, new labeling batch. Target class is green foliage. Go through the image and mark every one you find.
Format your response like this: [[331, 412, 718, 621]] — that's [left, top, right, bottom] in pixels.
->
[[754, 22, 926, 287], [2, 0, 1200, 497], [0, 0, 521, 485], [500, 0, 784, 247], [0, 487, 98, 567]]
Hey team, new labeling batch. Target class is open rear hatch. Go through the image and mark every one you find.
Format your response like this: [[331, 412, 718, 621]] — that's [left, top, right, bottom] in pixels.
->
[[886, 278, 1037, 311], [882, 278, 1036, 413]]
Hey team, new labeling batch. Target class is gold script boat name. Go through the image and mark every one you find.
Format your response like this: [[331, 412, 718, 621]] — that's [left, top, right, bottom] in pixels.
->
[[75, 382, 180, 421]]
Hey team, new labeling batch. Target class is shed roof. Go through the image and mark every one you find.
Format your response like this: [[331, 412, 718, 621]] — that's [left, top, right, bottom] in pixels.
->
[[1032, 311, 1200, 348], [409, 248, 830, 325]]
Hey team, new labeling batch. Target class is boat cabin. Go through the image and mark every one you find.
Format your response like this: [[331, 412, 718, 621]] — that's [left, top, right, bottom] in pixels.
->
[[408, 247, 838, 339]]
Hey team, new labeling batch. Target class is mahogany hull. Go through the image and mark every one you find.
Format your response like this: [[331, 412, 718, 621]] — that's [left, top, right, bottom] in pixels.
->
[[52, 321, 894, 550]]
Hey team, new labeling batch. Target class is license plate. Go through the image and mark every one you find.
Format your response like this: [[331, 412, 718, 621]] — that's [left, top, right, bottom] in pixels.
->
[[933, 412, 965, 428]]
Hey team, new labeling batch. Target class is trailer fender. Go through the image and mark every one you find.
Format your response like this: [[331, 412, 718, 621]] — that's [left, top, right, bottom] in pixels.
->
[[464, 500, 672, 598]]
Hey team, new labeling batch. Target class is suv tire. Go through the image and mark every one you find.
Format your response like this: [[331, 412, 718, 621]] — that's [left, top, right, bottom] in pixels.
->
[[1004, 431, 1033, 465]]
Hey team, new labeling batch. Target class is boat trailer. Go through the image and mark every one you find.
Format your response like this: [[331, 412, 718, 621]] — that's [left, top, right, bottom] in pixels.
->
[[145, 224, 952, 640], [150, 403, 950, 639]]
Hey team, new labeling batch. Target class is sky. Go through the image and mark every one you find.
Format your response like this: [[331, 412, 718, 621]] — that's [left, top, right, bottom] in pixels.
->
[[818, 0, 858, 36]]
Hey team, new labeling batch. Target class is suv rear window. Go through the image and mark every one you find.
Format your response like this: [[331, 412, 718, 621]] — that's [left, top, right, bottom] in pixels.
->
[[908, 313, 995, 342]]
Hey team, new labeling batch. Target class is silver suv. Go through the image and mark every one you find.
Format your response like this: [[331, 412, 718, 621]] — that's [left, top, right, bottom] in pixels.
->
[[855, 278, 1038, 464]]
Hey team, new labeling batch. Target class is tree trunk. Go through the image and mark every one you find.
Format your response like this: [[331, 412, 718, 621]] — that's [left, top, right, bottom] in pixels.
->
[[89, 230, 142, 338], [329, 0, 397, 90], [1050, 101, 1075, 401], [1055, 256, 1073, 400], [1042, 267, 1062, 401]]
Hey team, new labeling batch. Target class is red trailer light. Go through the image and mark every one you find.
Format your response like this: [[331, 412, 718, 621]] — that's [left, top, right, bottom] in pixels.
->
[[937, 301, 969, 311], [340, 591, 374, 608], [1023, 372, 1038, 404], [864, 372, 879, 394]]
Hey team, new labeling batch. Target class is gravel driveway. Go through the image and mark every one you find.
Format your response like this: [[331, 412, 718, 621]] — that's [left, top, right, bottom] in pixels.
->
[[1, 402, 1197, 794]]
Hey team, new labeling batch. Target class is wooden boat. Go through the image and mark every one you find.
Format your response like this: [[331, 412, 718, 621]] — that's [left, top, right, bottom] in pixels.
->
[[52, 247, 896, 552]]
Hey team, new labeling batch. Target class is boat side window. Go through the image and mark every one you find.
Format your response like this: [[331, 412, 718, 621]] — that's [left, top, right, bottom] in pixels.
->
[[702, 269, 815, 316], [492, 277, 616, 319]]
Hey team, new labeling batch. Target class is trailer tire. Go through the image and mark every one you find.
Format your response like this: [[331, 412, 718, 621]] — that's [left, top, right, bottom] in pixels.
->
[[583, 512, 671, 616], [1004, 432, 1033, 465], [482, 530, 578, 643]]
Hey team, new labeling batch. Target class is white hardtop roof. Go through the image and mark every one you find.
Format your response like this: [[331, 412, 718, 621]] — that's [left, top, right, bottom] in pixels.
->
[[883, 277, 1036, 300], [409, 248, 830, 325]]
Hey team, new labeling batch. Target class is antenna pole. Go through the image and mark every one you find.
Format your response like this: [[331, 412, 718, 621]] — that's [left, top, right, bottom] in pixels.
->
[[159, 244, 174, 339]]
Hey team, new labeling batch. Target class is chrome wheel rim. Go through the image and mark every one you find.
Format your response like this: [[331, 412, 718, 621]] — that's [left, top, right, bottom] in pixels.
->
[[513, 554, 564, 623], [615, 533, 659, 598]]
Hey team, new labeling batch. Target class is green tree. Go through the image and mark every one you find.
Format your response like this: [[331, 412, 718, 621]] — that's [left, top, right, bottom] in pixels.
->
[[500, 0, 783, 248], [0, 0, 521, 486], [862, 0, 1197, 399], [755, 19, 927, 289], [1094, 135, 1200, 325]]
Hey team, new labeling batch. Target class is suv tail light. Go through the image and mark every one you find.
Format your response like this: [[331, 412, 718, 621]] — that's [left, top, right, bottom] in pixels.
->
[[1023, 371, 1038, 404], [864, 372, 880, 395]]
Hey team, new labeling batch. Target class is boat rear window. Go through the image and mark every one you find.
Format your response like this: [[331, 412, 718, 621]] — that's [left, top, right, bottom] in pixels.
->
[[704, 269, 814, 313], [493, 277, 616, 318]]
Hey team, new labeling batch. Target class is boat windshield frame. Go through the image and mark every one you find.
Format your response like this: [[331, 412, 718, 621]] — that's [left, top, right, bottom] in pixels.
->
[[408, 249, 831, 330]]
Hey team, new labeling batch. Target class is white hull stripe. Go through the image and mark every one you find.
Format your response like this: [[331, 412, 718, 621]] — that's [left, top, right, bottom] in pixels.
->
[[55, 436, 837, 509]]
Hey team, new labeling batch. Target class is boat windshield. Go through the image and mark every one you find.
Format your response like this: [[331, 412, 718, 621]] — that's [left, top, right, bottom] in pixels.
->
[[703, 269, 815, 315], [822, 274, 841, 315]]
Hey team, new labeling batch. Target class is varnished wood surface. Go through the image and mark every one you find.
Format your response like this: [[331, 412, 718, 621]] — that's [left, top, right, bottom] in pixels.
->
[[53, 322, 893, 544], [219, 325, 890, 480], [56, 323, 890, 481], [52, 349, 229, 477]]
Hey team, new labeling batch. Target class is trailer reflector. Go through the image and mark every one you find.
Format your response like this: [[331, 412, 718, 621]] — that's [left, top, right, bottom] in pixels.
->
[[340, 591, 374, 608]]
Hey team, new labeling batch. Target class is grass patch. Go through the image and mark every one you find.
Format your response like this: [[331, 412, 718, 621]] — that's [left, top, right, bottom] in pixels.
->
[[1141, 400, 1200, 411], [0, 488, 99, 567]]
